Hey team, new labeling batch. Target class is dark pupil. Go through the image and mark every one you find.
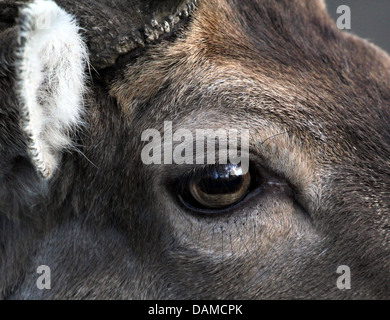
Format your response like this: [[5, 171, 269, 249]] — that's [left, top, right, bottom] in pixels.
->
[[197, 166, 244, 195], [198, 175, 244, 195]]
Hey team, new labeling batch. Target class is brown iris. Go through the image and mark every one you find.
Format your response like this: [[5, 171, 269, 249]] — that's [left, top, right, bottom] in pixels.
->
[[186, 164, 251, 209]]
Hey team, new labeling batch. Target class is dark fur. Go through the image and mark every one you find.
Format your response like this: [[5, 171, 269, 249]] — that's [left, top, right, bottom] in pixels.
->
[[0, 0, 389, 299]]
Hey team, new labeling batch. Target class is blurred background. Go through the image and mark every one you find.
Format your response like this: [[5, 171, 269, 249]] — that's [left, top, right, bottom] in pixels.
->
[[326, 0, 390, 53]]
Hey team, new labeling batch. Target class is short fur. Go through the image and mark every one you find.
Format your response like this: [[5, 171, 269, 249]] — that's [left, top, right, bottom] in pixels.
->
[[0, 0, 389, 299]]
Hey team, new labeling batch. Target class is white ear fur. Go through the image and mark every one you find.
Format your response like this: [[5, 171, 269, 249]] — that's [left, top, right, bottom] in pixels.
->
[[16, 0, 88, 179]]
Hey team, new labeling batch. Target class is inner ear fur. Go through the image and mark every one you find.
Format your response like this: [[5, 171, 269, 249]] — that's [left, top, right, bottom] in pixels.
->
[[15, 0, 88, 179]]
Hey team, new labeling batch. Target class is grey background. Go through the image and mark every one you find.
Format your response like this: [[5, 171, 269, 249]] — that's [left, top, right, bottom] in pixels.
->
[[326, 0, 390, 53]]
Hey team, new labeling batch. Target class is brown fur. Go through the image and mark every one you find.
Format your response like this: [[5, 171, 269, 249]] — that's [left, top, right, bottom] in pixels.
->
[[0, 0, 389, 299]]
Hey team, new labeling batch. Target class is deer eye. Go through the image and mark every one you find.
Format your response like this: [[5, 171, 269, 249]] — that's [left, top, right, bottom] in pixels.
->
[[178, 163, 258, 212]]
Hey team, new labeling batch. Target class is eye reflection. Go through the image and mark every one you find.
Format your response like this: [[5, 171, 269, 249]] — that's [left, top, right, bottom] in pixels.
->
[[180, 163, 253, 210]]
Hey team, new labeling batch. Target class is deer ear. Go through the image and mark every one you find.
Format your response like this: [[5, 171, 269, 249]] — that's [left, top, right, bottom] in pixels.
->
[[15, 0, 88, 179]]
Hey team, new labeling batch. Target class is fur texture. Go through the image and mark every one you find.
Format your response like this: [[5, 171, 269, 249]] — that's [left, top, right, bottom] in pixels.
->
[[16, 0, 88, 178], [0, 0, 389, 299]]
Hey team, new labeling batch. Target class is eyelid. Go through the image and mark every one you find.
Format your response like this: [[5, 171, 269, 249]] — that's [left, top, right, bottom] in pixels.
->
[[159, 115, 306, 185], [172, 160, 294, 214]]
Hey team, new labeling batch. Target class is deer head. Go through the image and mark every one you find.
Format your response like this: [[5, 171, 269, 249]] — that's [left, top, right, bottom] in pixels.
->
[[0, 0, 389, 299]]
